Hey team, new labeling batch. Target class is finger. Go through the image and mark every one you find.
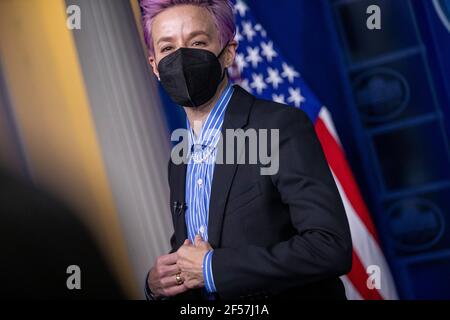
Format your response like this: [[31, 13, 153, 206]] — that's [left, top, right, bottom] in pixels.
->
[[194, 234, 202, 246], [183, 239, 192, 245], [158, 252, 178, 266], [159, 263, 181, 278], [184, 278, 202, 290], [195, 238, 212, 250], [159, 274, 182, 289], [204, 241, 213, 250], [163, 283, 189, 297]]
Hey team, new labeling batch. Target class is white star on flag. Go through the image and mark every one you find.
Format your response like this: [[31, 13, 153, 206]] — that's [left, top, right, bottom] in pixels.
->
[[266, 67, 283, 89], [254, 24, 267, 38], [235, 52, 248, 73], [246, 46, 263, 68], [261, 41, 278, 62], [242, 21, 256, 42], [250, 73, 267, 94], [281, 62, 300, 83], [287, 87, 306, 107], [234, 0, 248, 17], [234, 26, 243, 42], [272, 94, 286, 104], [239, 78, 252, 93]]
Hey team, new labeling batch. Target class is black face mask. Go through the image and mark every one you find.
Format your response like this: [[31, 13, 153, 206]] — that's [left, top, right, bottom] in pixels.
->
[[157, 45, 227, 108]]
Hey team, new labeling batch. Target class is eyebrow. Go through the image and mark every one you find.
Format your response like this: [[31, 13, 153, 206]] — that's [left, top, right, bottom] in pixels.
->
[[156, 30, 211, 45]]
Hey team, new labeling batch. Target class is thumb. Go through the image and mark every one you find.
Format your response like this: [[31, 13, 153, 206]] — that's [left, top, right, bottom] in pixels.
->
[[194, 234, 203, 246], [183, 239, 192, 245]]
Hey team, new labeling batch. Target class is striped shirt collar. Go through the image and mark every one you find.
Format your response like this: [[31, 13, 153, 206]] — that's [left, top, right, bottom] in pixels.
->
[[186, 81, 234, 151]]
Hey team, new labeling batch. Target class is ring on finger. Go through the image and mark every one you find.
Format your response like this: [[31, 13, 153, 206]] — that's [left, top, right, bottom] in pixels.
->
[[175, 272, 183, 285]]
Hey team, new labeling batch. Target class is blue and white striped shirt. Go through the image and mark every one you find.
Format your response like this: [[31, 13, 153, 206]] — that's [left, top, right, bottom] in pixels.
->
[[185, 81, 234, 295]]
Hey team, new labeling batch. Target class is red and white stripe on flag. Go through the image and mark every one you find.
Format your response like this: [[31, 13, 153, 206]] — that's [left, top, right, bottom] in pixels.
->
[[314, 107, 398, 300]]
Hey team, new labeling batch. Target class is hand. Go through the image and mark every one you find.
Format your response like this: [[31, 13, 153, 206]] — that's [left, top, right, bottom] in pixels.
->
[[177, 235, 213, 289], [147, 252, 188, 298]]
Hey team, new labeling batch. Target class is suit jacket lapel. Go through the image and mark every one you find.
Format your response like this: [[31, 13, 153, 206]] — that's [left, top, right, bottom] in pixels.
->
[[207, 85, 255, 248], [171, 160, 188, 249]]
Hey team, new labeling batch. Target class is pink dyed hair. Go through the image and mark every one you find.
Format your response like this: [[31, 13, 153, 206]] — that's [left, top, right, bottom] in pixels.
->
[[139, 0, 236, 55]]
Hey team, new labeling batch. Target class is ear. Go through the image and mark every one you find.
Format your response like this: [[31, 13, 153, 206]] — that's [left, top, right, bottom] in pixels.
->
[[148, 55, 161, 81], [223, 39, 238, 68]]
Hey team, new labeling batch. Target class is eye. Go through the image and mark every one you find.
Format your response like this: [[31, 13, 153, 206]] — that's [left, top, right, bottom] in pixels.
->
[[161, 46, 173, 53], [192, 41, 206, 47]]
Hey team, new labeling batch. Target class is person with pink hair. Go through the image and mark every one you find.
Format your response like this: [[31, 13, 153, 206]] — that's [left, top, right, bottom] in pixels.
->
[[141, 0, 352, 301]]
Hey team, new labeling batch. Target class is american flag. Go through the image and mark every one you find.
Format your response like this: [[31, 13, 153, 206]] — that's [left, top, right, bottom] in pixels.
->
[[230, 0, 398, 300]]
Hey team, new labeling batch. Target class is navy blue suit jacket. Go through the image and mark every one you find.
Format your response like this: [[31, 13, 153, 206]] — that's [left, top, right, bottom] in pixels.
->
[[166, 85, 352, 300]]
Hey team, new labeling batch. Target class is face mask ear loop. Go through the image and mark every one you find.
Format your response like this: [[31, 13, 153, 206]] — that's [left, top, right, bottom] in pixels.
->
[[217, 40, 231, 59], [217, 41, 231, 82]]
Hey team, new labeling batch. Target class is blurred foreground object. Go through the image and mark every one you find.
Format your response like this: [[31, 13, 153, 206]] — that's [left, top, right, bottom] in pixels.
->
[[0, 168, 125, 299]]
